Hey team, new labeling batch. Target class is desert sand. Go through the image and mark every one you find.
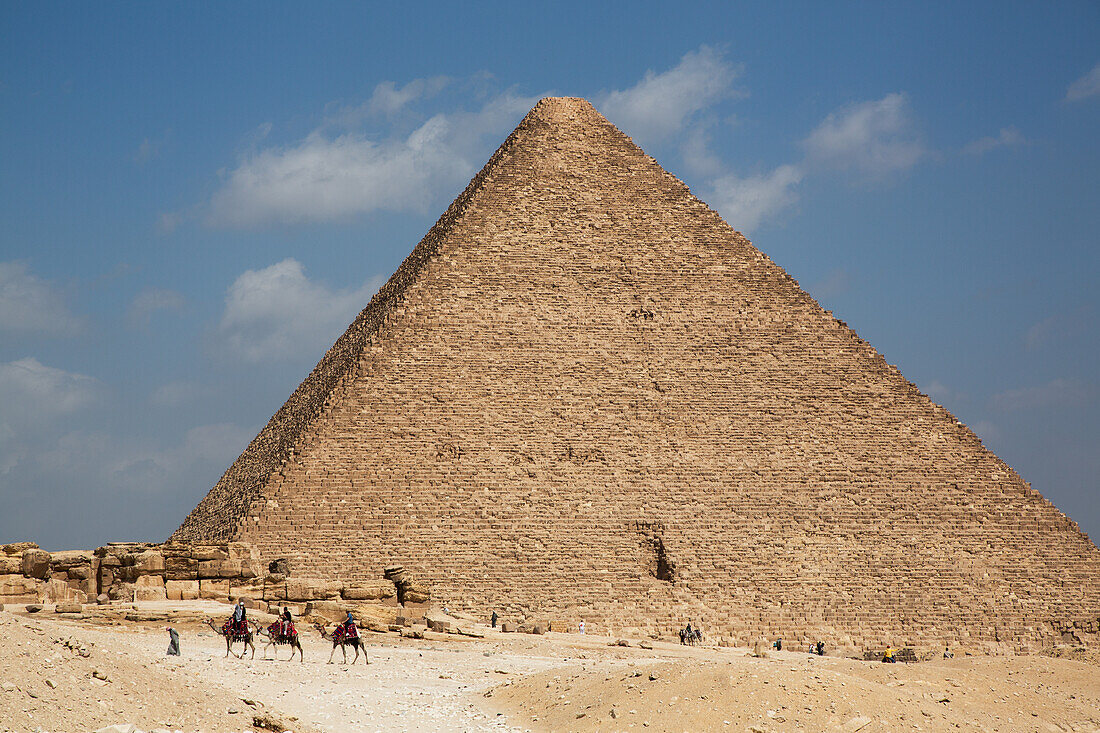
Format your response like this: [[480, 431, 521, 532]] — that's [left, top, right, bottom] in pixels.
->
[[1, 602, 1097, 733]]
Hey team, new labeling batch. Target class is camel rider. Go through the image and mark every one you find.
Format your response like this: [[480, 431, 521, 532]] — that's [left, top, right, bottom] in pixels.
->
[[281, 606, 293, 638], [232, 600, 246, 636], [341, 611, 359, 640]]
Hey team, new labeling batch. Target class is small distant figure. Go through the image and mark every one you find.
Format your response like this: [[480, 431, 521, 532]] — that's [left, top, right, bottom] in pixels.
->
[[491, 610, 498, 628], [281, 606, 292, 637], [773, 638, 782, 651], [943, 647, 953, 659], [232, 599, 247, 636], [816, 641, 825, 656], [579, 620, 586, 635], [166, 627, 180, 656], [679, 627, 686, 645], [882, 646, 897, 663]]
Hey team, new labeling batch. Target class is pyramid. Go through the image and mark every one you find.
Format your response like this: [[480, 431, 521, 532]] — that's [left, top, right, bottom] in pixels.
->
[[174, 98, 1099, 650]]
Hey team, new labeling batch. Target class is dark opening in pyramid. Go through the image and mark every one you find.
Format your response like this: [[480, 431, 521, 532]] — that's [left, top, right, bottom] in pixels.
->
[[174, 98, 1099, 650]]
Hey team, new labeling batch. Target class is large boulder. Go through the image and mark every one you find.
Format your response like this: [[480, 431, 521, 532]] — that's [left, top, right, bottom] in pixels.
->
[[130, 550, 165, 575], [49, 550, 94, 571], [3, 542, 38, 555], [197, 559, 240, 578], [192, 546, 229, 561], [0, 556, 21, 574], [107, 583, 135, 602], [22, 549, 51, 579]]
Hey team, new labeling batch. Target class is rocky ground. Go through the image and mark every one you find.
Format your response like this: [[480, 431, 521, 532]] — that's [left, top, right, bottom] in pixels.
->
[[1, 603, 1097, 733]]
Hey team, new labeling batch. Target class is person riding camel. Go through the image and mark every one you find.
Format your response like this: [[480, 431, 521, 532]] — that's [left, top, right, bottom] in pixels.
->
[[281, 606, 294, 639], [339, 611, 359, 641], [231, 600, 247, 637]]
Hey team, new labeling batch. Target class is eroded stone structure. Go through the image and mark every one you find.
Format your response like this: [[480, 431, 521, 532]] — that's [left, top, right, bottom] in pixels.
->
[[172, 97, 1100, 651]]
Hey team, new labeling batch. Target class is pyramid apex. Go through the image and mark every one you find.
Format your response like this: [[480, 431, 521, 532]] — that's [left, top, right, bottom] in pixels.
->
[[529, 96, 602, 122]]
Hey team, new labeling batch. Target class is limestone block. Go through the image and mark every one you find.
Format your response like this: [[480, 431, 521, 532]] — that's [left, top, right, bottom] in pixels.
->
[[131, 550, 165, 575], [22, 549, 51, 579], [49, 550, 93, 571], [165, 556, 198, 580], [0, 574, 40, 603], [302, 600, 349, 622], [0, 556, 21, 574], [228, 542, 256, 560], [284, 578, 342, 602], [198, 559, 240, 578], [199, 579, 230, 600], [135, 574, 165, 590], [192, 547, 228, 561], [165, 580, 199, 601], [55, 603, 82, 614], [229, 584, 264, 602], [107, 583, 135, 602], [134, 585, 167, 601], [3, 542, 38, 555], [342, 580, 396, 601], [403, 587, 431, 604], [67, 564, 92, 580], [42, 578, 85, 603]]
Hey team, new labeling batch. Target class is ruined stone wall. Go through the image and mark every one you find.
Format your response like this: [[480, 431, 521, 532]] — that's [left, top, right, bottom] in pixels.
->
[[179, 98, 1099, 653]]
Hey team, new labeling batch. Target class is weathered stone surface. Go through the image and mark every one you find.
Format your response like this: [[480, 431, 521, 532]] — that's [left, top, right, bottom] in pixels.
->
[[199, 578, 230, 600], [164, 555, 198, 580], [0, 556, 21, 574], [192, 546, 228, 561], [168, 97, 1100, 650], [55, 602, 83, 613], [134, 585, 168, 601], [131, 550, 165, 574], [21, 549, 51, 579], [341, 580, 395, 600], [3, 542, 37, 555], [283, 578, 342, 602], [107, 583, 135, 602], [0, 574, 39, 602], [165, 579, 200, 601], [49, 550, 93, 571]]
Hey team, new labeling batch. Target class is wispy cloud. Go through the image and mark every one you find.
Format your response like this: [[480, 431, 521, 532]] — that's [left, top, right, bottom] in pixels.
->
[[0, 262, 81, 336], [963, 126, 1025, 155], [205, 88, 540, 228], [127, 287, 185, 327], [0, 358, 100, 423], [597, 46, 742, 146], [1066, 62, 1100, 101], [326, 77, 450, 126], [706, 164, 803, 232], [802, 93, 926, 177], [217, 258, 384, 362], [990, 378, 1093, 412], [809, 268, 854, 301]]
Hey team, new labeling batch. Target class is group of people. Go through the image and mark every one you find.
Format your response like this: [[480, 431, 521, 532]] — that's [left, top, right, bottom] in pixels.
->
[[679, 622, 703, 645]]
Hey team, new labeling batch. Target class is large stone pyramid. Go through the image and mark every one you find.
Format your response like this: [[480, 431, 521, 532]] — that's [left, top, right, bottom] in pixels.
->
[[175, 98, 1099, 650]]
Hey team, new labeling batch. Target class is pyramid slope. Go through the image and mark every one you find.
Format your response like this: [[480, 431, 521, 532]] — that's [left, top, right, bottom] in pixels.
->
[[174, 98, 1099, 650]]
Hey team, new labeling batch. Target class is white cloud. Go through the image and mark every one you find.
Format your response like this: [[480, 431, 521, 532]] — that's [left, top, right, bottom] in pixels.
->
[[0, 358, 100, 422], [1066, 62, 1100, 101], [802, 93, 926, 177], [206, 89, 539, 228], [218, 258, 384, 362], [327, 77, 451, 126], [598, 46, 742, 145], [706, 164, 803, 232], [127, 287, 185, 327], [0, 262, 80, 336], [963, 126, 1025, 155], [990, 378, 1093, 412]]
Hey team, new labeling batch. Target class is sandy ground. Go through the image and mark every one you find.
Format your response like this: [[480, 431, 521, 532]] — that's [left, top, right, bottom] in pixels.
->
[[1, 603, 1098, 733]]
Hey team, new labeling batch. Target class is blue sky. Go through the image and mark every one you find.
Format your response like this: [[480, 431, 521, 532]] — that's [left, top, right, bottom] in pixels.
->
[[1, 2, 1098, 550]]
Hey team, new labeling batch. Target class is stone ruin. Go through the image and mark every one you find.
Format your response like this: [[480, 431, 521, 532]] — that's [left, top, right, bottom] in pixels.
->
[[0, 541, 428, 615], [157, 97, 1093, 653]]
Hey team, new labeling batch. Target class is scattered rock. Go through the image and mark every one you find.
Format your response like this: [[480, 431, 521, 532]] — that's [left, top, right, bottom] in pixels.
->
[[25, 604, 43, 613], [253, 711, 297, 732], [44, 678, 57, 688], [92, 669, 109, 681]]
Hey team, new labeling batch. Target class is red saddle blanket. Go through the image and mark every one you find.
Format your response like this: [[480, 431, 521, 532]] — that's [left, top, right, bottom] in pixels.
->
[[267, 622, 297, 641]]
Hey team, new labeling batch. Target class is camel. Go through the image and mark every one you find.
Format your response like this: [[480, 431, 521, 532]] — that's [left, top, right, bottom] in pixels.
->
[[252, 619, 304, 662], [313, 621, 367, 665], [205, 617, 255, 659]]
